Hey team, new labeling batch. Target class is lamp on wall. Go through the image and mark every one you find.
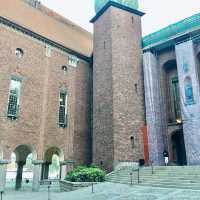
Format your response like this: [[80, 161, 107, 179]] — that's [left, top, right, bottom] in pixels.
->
[[176, 118, 182, 124]]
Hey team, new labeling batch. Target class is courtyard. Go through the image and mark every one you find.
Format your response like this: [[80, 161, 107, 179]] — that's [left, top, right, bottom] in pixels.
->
[[2, 182, 200, 200], [1, 0, 200, 199]]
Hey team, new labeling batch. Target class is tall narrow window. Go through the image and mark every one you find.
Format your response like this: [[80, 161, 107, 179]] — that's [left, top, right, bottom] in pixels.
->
[[59, 89, 68, 127], [7, 77, 22, 119], [171, 76, 181, 120]]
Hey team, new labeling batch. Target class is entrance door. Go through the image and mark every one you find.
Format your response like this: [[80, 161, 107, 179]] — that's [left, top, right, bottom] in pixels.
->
[[172, 130, 187, 165]]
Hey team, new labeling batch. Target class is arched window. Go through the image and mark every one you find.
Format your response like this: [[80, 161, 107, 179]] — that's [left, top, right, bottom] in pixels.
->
[[61, 66, 68, 75], [184, 77, 194, 105], [15, 48, 24, 59]]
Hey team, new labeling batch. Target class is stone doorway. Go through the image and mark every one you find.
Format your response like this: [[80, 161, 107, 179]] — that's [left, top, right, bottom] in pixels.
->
[[171, 130, 187, 165]]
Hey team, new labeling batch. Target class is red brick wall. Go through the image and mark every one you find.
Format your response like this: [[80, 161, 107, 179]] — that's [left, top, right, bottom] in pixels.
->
[[0, 25, 91, 164]]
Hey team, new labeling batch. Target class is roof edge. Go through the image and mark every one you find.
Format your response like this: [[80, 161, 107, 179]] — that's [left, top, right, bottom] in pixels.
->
[[90, 1, 145, 23], [0, 16, 91, 62], [143, 12, 200, 48]]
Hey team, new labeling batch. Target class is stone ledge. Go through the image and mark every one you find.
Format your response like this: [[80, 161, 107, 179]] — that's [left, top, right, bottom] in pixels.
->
[[114, 161, 139, 171], [60, 160, 76, 166], [0, 160, 10, 165], [32, 160, 45, 165], [60, 180, 99, 192]]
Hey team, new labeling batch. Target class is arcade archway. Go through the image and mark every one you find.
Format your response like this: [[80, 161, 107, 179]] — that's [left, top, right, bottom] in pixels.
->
[[8, 144, 37, 190], [42, 146, 64, 180]]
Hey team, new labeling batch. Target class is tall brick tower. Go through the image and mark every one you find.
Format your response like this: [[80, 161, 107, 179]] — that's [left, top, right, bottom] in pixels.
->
[[91, 0, 145, 171]]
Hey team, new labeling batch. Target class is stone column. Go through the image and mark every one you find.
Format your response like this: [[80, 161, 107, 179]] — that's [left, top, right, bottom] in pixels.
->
[[41, 162, 50, 180], [0, 160, 9, 192], [60, 160, 75, 180], [32, 160, 44, 192], [15, 161, 25, 190], [175, 40, 200, 165], [143, 51, 165, 165]]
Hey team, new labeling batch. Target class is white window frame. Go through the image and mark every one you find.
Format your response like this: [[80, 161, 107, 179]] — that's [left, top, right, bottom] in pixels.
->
[[68, 55, 79, 67]]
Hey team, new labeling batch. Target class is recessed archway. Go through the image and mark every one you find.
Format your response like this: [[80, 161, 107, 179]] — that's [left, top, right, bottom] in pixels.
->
[[171, 130, 187, 166], [163, 59, 181, 123], [42, 146, 64, 180], [7, 144, 37, 190]]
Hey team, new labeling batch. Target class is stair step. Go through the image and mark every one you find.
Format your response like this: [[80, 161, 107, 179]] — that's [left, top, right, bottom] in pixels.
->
[[105, 166, 200, 190]]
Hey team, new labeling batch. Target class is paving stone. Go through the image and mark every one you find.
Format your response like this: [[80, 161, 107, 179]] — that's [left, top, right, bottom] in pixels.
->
[[2, 182, 200, 200]]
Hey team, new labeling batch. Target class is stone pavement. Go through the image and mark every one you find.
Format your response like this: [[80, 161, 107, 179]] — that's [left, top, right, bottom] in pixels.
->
[[3, 182, 200, 200]]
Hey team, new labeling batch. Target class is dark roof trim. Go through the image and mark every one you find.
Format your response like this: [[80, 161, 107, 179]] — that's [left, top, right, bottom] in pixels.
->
[[143, 28, 200, 53], [0, 16, 91, 62], [143, 12, 200, 48], [90, 1, 145, 23]]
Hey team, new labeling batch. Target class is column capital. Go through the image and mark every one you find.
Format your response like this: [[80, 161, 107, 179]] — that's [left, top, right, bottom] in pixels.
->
[[44, 161, 52, 165], [0, 160, 10, 165], [60, 160, 76, 166], [32, 160, 45, 165], [16, 161, 26, 166]]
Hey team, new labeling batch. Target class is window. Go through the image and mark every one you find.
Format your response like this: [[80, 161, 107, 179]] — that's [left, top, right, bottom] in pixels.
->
[[45, 45, 52, 57], [68, 55, 79, 67], [15, 48, 24, 59], [184, 76, 194, 105], [171, 77, 181, 120], [7, 77, 22, 119], [130, 136, 135, 149], [61, 66, 68, 75], [59, 89, 68, 127]]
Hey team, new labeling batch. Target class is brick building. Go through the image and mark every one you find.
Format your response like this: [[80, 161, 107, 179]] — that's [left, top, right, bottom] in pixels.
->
[[0, 0, 93, 191], [0, 0, 200, 192]]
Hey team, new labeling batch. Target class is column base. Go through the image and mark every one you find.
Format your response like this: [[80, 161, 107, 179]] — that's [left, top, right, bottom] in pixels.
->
[[32, 160, 44, 192], [0, 160, 10, 192], [60, 160, 75, 180]]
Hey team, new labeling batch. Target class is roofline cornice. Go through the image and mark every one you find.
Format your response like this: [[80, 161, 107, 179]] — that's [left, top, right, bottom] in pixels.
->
[[0, 16, 91, 62], [90, 1, 145, 23], [143, 27, 200, 53]]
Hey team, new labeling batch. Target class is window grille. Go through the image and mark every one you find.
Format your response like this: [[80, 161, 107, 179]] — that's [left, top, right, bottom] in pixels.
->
[[7, 78, 21, 119], [59, 90, 68, 127]]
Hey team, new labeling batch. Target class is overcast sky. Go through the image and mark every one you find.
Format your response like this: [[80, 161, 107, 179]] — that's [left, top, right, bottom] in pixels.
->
[[40, 0, 200, 36]]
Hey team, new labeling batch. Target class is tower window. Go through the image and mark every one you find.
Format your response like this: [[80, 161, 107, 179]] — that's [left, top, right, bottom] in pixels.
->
[[131, 16, 134, 24], [59, 89, 68, 128], [7, 76, 22, 120], [130, 136, 135, 149]]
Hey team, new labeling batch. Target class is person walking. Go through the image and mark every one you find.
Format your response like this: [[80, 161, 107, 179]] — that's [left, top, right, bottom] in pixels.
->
[[163, 150, 169, 166]]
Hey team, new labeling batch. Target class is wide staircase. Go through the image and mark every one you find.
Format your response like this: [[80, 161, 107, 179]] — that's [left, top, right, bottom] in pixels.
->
[[105, 165, 200, 190]]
